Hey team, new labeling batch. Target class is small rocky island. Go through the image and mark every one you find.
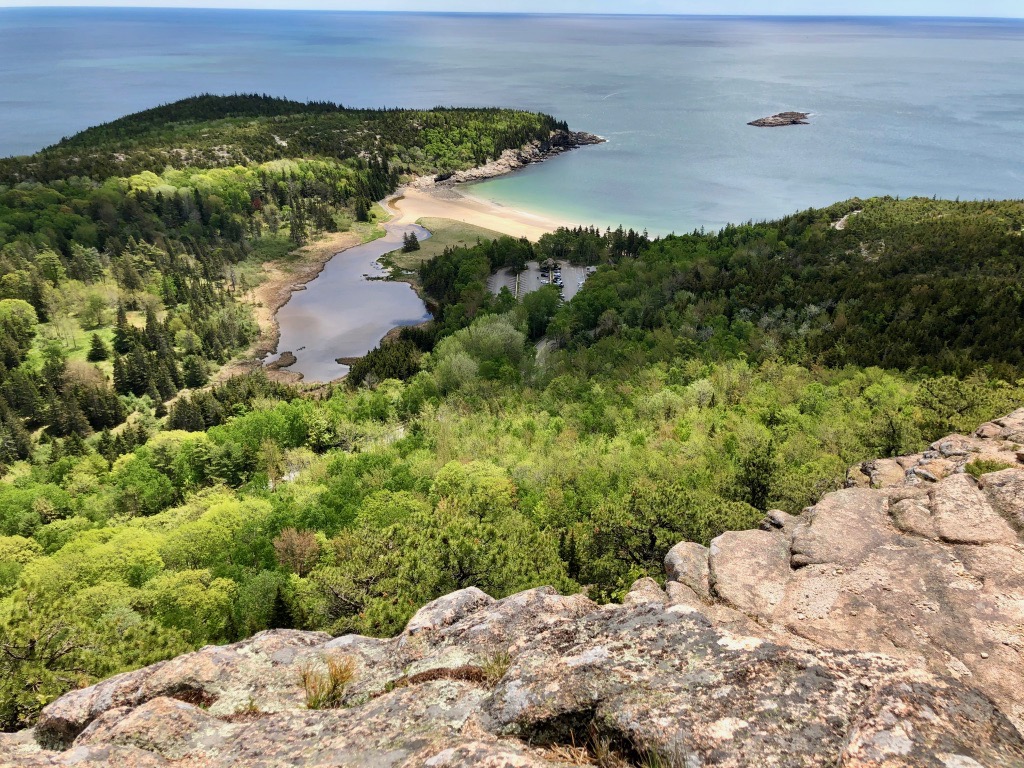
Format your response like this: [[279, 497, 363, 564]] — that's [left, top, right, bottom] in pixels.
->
[[749, 111, 810, 127]]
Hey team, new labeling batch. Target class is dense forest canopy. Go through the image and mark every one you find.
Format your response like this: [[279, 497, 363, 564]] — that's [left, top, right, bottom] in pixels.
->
[[0, 93, 568, 183], [0, 94, 566, 455], [410, 196, 1024, 380], [552, 197, 1024, 378], [1, 96, 1023, 731]]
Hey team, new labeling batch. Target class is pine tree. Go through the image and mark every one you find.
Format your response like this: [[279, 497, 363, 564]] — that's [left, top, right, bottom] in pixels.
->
[[402, 231, 421, 253], [64, 432, 87, 457], [289, 203, 308, 247], [112, 355, 128, 395], [48, 439, 64, 465], [113, 303, 132, 354], [182, 355, 208, 389], [167, 397, 204, 432], [268, 585, 294, 630], [86, 333, 110, 362], [96, 428, 115, 463], [144, 306, 162, 351]]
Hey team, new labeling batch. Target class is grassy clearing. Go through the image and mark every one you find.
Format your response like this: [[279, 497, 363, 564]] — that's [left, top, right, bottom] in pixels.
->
[[384, 217, 505, 276], [355, 202, 391, 244], [29, 323, 118, 377]]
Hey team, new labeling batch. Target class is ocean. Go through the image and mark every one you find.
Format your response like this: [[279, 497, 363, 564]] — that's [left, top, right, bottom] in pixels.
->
[[2, 9, 1024, 234]]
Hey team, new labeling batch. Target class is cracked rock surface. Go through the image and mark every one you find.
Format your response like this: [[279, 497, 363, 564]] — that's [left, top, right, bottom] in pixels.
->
[[4, 413, 1024, 767], [674, 408, 1024, 734]]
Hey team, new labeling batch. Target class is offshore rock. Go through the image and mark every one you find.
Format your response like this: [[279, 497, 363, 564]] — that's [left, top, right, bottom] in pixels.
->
[[748, 111, 811, 127], [7, 413, 1024, 766]]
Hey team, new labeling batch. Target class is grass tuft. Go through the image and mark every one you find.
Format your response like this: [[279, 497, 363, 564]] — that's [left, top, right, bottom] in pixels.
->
[[482, 650, 513, 687], [299, 652, 356, 710], [965, 459, 1015, 479]]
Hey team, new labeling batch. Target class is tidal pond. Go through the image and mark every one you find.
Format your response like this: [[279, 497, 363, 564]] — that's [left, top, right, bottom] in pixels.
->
[[274, 223, 432, 382]]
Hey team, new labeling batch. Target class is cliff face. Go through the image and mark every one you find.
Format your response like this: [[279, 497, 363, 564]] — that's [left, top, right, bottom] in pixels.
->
[[4, 413, 1024, 767]]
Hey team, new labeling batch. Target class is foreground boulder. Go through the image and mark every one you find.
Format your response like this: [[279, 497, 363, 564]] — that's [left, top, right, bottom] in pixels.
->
[[7, 589, 1023, 767], [669, 408, 1024, 734], [4, 412, 1024, 766]]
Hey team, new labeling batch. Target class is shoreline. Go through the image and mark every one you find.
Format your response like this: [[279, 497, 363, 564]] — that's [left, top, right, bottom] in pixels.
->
[[214, 229, 365, 385], [384, 183, 577, 242], [219, 132, 599, 384]]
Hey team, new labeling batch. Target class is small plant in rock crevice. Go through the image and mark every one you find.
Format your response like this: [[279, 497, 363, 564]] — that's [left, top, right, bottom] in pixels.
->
[[965, 459, 1015, 479], [482, 650, 513, 687], [299, 652, 356, 710]]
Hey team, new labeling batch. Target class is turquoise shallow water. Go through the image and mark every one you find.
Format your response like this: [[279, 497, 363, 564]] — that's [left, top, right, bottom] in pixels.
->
[[2, 9, 1024, 234]]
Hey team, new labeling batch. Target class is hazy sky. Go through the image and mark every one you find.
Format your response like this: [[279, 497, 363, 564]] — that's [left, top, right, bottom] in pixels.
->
[[0, 1, 1021, 17]]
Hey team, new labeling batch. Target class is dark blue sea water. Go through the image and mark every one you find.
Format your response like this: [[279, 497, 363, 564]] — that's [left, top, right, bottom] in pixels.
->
[[2, 9, 1024, 234]]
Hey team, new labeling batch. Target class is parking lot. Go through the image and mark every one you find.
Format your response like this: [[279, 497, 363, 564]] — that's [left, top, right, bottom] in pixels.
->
[[487, 261, 595, 301]]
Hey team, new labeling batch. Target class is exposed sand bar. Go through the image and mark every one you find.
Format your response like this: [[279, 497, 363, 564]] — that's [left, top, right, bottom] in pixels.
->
[[384, 184, 576, 242]]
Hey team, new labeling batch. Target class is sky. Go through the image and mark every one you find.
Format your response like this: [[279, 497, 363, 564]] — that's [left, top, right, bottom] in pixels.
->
[[0, 1, 1021, 17]]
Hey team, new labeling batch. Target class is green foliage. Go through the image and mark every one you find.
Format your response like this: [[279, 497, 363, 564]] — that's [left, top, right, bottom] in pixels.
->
[[4, 102, 1024, 730], [86, 333, 109, 362], [553, 198, 1024, 379], [965, 459, 1015, 479], [583, 482, 761, 599], [0, 95, 564, 450], [401, 231, 421, 253], [346, 340, 421, 389], [2, 320, 1021, 725], [2, 94, 565, 183], [0, 586, 188, 731]]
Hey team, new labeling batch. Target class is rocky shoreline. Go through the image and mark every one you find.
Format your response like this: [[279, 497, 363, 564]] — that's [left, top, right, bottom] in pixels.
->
[[413, 129, 605, 189], [748, 111, 810, 127]]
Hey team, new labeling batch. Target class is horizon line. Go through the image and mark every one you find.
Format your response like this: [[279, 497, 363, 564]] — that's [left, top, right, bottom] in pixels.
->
[[1, 6, 1022, 21]]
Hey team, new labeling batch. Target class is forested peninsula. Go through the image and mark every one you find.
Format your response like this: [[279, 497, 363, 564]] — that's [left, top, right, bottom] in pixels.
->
[[2, 95, 1024, 731]]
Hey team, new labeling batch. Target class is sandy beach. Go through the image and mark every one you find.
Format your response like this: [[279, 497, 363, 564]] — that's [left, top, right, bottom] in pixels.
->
[[384, 184, 575, 242]]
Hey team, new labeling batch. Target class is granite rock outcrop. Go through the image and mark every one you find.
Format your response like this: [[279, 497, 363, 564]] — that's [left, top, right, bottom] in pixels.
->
[[4, 412, 1024, 767], [412, 130, 605, 189]]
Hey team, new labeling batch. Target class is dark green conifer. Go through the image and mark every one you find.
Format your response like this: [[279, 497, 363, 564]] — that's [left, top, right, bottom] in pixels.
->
[[86, 333, 110, 362]]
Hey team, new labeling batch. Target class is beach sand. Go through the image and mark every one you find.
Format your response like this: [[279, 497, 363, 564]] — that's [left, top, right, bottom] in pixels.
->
[[384, 184, 574, 241]]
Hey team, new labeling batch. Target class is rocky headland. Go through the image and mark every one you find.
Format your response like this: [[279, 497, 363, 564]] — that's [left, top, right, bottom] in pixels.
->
[[4, 411, 1024, 767], [749, 112, 811, 127], [414, 130, 605, 189]]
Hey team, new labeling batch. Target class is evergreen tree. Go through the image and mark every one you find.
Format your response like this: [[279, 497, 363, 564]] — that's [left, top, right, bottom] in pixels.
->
[[268, 586, 294, 630], [167, 397, 204, 432], [112, 356, 128, 396], [86, 334, 110, 362], [96, 428, 115, 463], [402, 231, 421, 253], [289, 203, 308, 247], [182, 356, 208, 389], [113, 304, 132, 354]]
